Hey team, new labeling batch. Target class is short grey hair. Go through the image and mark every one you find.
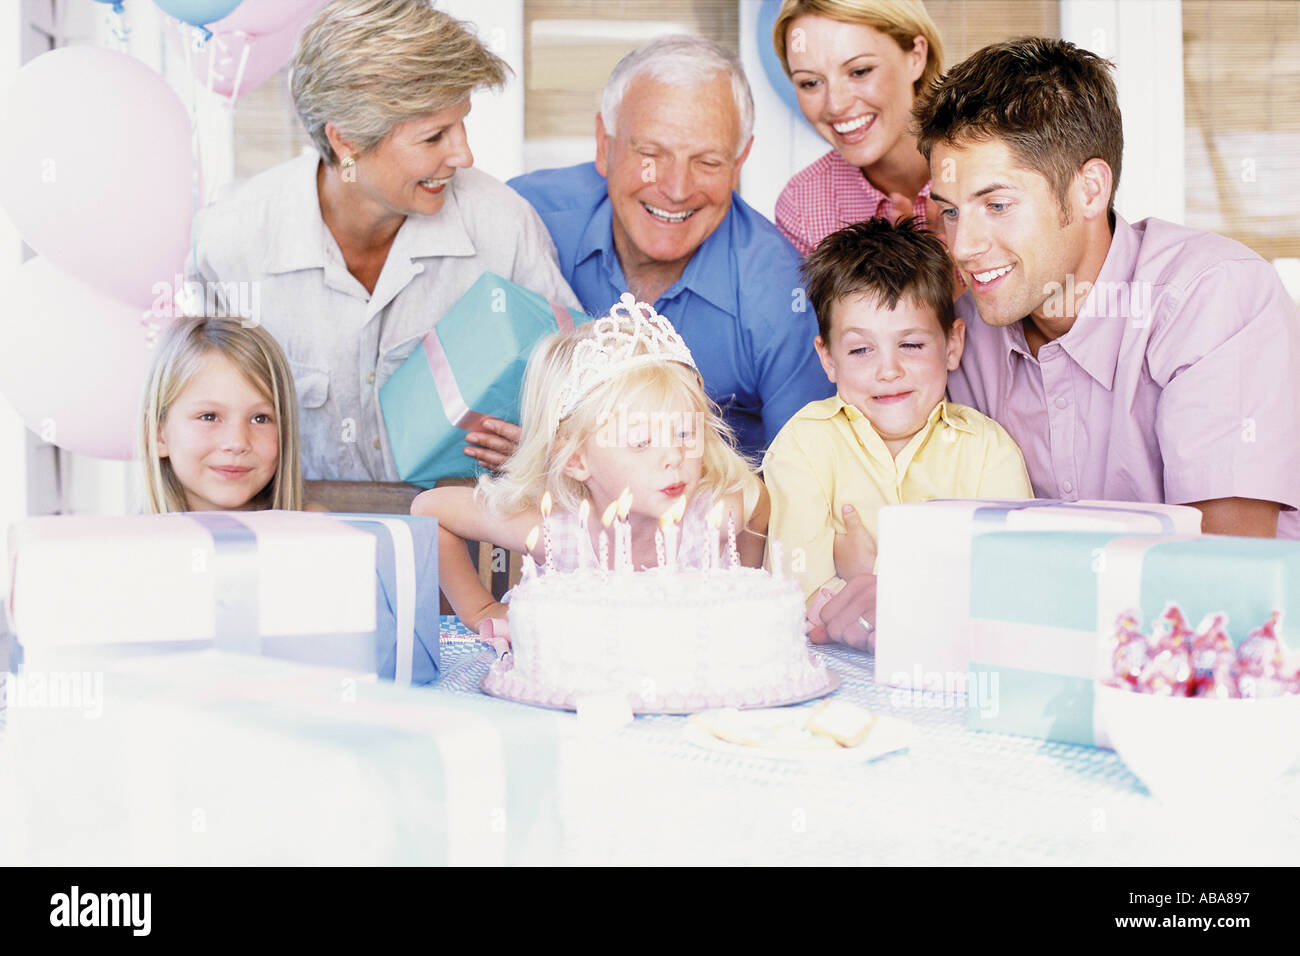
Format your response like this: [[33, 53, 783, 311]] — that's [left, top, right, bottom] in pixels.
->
[[291, 0, 509, 165], [600, 35, 755, 158]]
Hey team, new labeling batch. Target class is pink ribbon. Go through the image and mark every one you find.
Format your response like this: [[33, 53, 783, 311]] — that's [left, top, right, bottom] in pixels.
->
[[423, 299, 575, 430]]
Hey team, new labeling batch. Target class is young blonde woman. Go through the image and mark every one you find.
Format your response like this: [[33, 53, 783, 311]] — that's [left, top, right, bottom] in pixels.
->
[[772, 0, 945, 255]]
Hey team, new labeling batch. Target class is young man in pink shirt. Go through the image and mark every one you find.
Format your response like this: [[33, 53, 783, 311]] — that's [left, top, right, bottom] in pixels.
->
[[915, 37, 1300, 540]]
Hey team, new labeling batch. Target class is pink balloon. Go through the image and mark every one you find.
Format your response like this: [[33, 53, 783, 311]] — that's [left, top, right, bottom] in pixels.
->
[[0, 258, 168, 461], [0, 47, 193, 310], [179, 0, 321, 99], [209, 0, 325, 37]]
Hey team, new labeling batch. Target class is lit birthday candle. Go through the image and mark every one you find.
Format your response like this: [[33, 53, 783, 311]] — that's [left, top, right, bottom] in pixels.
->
[[661, 496, 686, 573], [523, 525, 540, 580], [600, 499, 618, 578], [706, 501, 725, 576], [771, 539, 783, 578], [578, 498, 591, 570], [540, 491, 554, 572]]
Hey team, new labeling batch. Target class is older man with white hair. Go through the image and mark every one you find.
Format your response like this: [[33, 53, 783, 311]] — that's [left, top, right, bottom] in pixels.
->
[[465, 35, 831, 467]]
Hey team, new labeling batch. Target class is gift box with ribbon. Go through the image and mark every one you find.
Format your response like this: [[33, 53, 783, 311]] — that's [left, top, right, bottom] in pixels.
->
[[965, 532, 1300, 747], [874, 499, 1202, 692], [6, 511, 439, 685], [379, 271, 591, 486], [0, 650, 562, 865]]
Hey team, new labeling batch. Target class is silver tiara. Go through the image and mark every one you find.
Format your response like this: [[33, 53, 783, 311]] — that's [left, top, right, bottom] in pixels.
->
[[556, 293, 699, 420]]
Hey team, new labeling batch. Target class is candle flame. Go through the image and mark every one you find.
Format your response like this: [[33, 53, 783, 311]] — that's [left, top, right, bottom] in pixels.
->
[[707, 501, 724, 528], [579, 499, 590, 522], [660, 495, 687, 528], [617, 487, 633, 520], [601, 500, 619, 527], [525, 525, 540, 552], [540, 491, 552, 516]]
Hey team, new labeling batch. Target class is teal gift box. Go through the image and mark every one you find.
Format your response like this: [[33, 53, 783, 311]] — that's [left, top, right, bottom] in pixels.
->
[[379, 272, 591, 486], [966, 532, 1300, 747]]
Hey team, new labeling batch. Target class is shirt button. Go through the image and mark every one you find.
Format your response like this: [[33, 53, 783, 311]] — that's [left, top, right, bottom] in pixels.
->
[[372, 438, 381, 450], [1062, 480, 1074, 494], [1054, 396, 1068, 409], [366, 371, 376, 385]]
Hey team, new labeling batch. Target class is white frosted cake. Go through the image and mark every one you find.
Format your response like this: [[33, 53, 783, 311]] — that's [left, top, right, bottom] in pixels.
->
[[482, 567, 835, 712]]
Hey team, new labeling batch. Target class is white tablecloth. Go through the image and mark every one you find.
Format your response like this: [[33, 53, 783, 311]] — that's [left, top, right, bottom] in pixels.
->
[[437, 619, 1300, 866]]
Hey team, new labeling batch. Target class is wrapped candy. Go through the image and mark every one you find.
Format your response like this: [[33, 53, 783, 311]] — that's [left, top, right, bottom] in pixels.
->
[[1108, 610, 1150, 688], [1189, 613, 1237, 699], [1235, 611, 1288, 699], [1138, 604, 1194, 695]]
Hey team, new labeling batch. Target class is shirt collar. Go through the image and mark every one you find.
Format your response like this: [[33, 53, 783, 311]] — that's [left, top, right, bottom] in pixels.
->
[[575, 185, 740, 317], [263, 153, 476, 274], [1054, 214, 1141, 390], [810, 393, 974, 436]]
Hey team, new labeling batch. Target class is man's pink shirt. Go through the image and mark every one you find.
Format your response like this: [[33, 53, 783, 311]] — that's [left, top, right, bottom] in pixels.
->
[[947, 214, 1300, 537]]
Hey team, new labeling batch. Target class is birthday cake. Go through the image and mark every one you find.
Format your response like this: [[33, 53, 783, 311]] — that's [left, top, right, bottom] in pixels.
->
[[481, 566, 836, 713]]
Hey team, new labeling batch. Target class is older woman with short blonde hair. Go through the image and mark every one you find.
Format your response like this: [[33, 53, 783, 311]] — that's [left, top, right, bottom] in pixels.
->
[[192, 0, 579, 483], [772, 0, 945, 256]]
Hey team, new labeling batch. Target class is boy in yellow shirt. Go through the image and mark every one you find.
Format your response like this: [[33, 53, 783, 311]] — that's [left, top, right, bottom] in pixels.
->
[[763, 218, 1032, 649]]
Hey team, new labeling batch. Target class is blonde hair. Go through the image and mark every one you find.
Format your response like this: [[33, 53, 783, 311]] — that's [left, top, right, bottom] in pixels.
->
[[772, 0, 944, 96], [291, 0, 510, 166], [139, 317, 304, 514], [477, 324, 758, 519]]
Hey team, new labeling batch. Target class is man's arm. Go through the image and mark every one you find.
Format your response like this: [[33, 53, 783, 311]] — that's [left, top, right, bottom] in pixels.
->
[[1190, 497, 1280, 537]]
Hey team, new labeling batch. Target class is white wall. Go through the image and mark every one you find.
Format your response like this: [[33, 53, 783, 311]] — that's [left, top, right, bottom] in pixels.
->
[[1060, 0, 1186, 225], [737, 0, 826, 220]]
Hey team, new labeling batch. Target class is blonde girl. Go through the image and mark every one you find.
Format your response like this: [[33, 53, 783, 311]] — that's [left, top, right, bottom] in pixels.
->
[[412, 296, 769, 630], [140, 316, 310, 514]]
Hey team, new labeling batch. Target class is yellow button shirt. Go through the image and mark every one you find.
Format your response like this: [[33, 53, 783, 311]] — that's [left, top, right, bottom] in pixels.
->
[[762, 395, 1033, 604]]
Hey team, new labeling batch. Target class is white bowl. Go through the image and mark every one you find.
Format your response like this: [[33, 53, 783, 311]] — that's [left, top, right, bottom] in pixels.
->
[[1095, 683, 1300, 805]]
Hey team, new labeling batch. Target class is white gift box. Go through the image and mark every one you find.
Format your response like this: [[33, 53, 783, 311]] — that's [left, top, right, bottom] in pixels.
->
[[0, 651, 562, 865], [873, 499, 1202, 690], [6, 511, 377, 676]]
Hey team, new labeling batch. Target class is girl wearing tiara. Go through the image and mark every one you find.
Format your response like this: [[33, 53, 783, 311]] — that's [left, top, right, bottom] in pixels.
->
[[412, 295, 770, 631], [139, 316, 317, 514]]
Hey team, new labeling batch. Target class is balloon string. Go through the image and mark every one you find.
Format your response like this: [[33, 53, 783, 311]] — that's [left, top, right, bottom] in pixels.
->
[[228, 33, 252, 104]]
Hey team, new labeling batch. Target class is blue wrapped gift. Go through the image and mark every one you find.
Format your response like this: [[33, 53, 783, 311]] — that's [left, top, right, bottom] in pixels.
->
[[379, 271, 591, 486], [966, 532, 1300, 747], [333, 513, 441, 684]]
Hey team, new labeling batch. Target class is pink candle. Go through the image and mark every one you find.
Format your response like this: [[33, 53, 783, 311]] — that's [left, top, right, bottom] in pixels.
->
[[617, 488, 633, 573], [540, 491, 554, 573], [771, 539, 783, 578], [727, 514, 740, 568], [523, 526, 540, 580], [600, 499, 618, 579], [577, 499, 591, 570], [655, 527, 666, 568]]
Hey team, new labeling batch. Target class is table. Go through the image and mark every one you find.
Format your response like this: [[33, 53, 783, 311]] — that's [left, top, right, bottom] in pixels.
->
[[435, 618, 1300, 866]]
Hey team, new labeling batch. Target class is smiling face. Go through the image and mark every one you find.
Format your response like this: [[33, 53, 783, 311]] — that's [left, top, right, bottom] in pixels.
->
[[785, 16, 926, 173], [816, 293, 964, 457], [341, 99, 475, 218], [564, 396, 705, 522], [929, 137, 1104, 332], [596, 73, 750, 276], [157, 352, 280, 512]]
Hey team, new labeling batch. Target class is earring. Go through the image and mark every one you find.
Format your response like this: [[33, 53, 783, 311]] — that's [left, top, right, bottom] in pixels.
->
[[340, 156, 355, 169]]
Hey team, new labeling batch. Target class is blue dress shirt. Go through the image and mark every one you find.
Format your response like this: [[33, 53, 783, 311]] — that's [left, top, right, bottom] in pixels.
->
[[508, 163, 833, 462]]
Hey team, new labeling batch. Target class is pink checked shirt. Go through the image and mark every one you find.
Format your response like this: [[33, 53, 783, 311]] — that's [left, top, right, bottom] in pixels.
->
[[947, 214, 1300, 538], [775, 149, 932, 256]]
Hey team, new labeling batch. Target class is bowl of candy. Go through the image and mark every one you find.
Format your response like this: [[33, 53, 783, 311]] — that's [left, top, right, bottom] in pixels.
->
[[1095, 606, 1300, 806]]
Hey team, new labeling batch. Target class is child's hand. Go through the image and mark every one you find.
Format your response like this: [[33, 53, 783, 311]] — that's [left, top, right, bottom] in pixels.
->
[[832, 504, 877, 580], [806, 573, 877, 652], [467, 600, 509, 634]]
